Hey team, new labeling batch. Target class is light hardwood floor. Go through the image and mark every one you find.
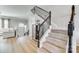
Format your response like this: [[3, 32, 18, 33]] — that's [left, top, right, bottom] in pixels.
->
[[0, 36, 37, 53], [77, 46, 79, 53]]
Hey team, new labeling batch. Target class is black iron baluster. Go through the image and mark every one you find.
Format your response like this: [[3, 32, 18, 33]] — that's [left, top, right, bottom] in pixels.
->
[[49, 11, 51, 25], [35, 24, 40, 48]]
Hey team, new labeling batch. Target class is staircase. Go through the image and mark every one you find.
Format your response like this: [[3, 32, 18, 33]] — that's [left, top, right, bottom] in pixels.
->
[[31, 6, 70, 53], [38, 28, 68, 53]]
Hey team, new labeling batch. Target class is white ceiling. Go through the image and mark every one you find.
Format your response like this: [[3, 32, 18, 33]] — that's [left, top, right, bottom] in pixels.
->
[[0, 5, 34, 19], [0, 5, 72, 19]]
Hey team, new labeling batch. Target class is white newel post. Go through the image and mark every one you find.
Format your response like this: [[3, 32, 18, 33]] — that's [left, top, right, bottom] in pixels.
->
[[72, 30, 76, 53]]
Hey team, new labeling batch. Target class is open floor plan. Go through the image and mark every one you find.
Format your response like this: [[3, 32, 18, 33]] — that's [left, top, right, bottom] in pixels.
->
[[0, 5, 79, 53]]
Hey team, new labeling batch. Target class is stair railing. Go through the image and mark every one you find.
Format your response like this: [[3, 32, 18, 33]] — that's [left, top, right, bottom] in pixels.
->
[[31, 6, 49, 20], [31, 6, 51, 48], [36, 11, 51, 48], [68, 5, 75, 53]]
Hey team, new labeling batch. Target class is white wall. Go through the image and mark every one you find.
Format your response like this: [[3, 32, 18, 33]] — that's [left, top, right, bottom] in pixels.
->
[[38, 5, 72, 30], [26, 11, 35, 37], [74, 6, 79, 45]]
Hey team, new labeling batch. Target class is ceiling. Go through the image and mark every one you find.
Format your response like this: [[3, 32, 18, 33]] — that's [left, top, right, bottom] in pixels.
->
[[0, 5, 72, 19], [0, 5, 34, 19]]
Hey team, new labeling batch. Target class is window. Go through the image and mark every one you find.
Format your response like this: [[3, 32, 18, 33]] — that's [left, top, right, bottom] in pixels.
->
[[0, 19, 2, 29], [4, 19, 8, 29], [0, 18, 9, 29]]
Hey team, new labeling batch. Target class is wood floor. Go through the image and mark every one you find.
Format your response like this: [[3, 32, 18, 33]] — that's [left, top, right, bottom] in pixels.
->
[[76, 46, 79, 53], [0, 36, 37, 53]]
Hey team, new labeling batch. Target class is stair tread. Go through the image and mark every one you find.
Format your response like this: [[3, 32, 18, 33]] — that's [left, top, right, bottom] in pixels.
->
[[45, 38, 67, 48], [48, 33, 68, 41], [50, 32, 67, 37], [38, 47, 49, 53], [38, 29, 68, 53], [48, 35, 67, 42], [46, 37, 67, 44], [51, 29, 67, 35], [44, 41, 65, 49], [43, 42, 65, 53]]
